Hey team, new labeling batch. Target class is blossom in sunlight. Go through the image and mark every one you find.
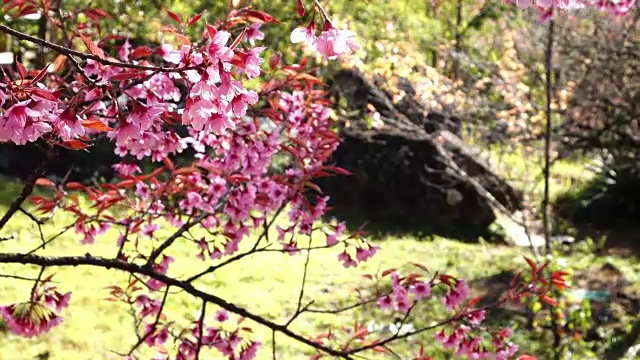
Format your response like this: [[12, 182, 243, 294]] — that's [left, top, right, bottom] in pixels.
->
[[443, 279, 470, 310], [0, 303, 63, 338], [315, 25, 360, 59], [245, 23, 265, 45]]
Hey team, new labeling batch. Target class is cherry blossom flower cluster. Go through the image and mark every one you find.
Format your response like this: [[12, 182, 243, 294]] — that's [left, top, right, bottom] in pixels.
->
[[0, 282, 71, 338], [290, 1, 360, 59], [504, 0, 636, 21], [0, 1, 567, 359]]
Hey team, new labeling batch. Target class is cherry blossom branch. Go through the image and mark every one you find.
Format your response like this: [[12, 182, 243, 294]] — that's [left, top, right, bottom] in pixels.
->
[[0, 169, 43, 230], [194, 300, 207, 360], [0, 25, 198, 73], [125, 285, 171, 356], [0, 252, 356, 359], [145, 213, 207, 266]]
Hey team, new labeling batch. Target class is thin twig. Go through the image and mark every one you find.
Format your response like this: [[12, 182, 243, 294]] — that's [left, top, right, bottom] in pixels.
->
[[0, 25, 199, 73]]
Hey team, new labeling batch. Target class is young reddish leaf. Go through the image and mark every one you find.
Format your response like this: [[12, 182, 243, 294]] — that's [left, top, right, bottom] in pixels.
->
[[15, 61, 27, 79], [524, 256, 537, 271], [35, 178, 56, 187], [540, 295, 557, 306], [466, 296, 483, 307], [516, 356, 537, 360], [535, 261, 550, 274], [269, 52, 281, 70], [82, 120, 113, 131], [108, 71, 145, 81], [61, 139, 91, 150], [551, 270, 569, 279], [17, 4, 37, 18], [238, 9, 279, 24], [206, 24, 218, 39], [79, 34, 106, 59], [29, 88, 58, 101], [163, 157, 175, 171], [130, 46, 154, 59], [381, 268, 396, 277], [31, 63, 51, 83], [65, 182, 86, 190], [373, 346, 386, 352], [166, 10, 182, 25], [229, 28, 247, 51], [173, 167, 199, 175], [413, 263, 430, 273], [82, 8, 111, 20], [296, 0, 305, 17], [322, 166, 352, 176], [52, 55, 68, 73], [186, 13, 203, 27]]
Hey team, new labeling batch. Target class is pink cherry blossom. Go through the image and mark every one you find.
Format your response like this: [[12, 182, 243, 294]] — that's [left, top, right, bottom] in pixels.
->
[[0, 303, 63, 338], [245, 23, 265, 45], [443, 279, 470, 310], [237, 47, 266, 79], [290, 24, 316, 49], [466, 309, 486, 326], [215, 310, 229, 322], [0, 86, 6, 106], [54, 108, 85, 141], [315, 25, 360, 59], [158, 43, 182, 64], [411, 281, 432, 300]]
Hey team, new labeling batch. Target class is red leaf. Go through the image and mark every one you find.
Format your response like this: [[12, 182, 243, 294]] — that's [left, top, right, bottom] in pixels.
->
[[413, 263, 430, 273], [166, 10, 182, 25], [61, 140, 90, 150], [206, 24, 218, 39], [52, 55, 68, 73], [229, 28, 247, 51], [82, 120, 113, 131], [269, 52, 281, 70], [130, 46, 153, 60], [173, 167, 199, 175], [466, 296, 483, 307], [163, 157, 175, 171], [186, 13, 203, 27], [551, 270, 569, 279], [540, 295, 557, 306], [296, 0, 305, 17], [79, 34, 106, 59], [524, 256, 537, 271], [65, 182, 86, 190], [373, 346, 385, 352], [535, 261, 550, 274], [237, 9, 279, 24], [381, 268, 396, 277], [35, 178, 56, 187], [15, 61, 27, 79], [322, 166, 351, 176], [108, 71, 145, 81], [82, 9, 111, 21], [29, 88, 57, 101], [17, 4, 37, 18], [31, 63, 51, 83]]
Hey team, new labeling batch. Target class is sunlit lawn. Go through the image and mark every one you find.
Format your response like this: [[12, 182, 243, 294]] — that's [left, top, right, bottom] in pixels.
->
[[0, 181, 638, 360]]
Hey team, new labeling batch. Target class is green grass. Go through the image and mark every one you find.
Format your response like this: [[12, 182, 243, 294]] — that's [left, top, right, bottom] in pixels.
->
[[0, 181, 638, 360]]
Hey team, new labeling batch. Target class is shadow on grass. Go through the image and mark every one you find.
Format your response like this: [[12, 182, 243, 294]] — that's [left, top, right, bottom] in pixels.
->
[[554, 173, 640, 256], [321, 206, 500, 244]]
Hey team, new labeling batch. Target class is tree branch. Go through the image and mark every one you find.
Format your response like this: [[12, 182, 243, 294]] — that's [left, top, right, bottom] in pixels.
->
[[0, 252, 355, 359], [0, 25, 198, 73]]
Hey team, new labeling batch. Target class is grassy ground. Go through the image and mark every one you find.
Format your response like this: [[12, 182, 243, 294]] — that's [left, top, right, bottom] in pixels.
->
[[0, 178, 638, 360]]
